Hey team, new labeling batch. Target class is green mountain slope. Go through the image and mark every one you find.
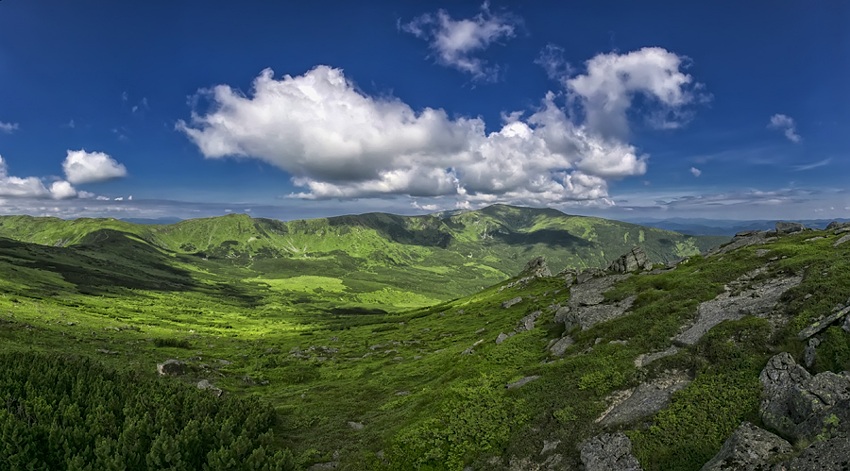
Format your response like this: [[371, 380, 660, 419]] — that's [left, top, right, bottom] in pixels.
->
[[0, 205, 726, 308], [0, 223, 846, 469], [0, 216, 847, 469]]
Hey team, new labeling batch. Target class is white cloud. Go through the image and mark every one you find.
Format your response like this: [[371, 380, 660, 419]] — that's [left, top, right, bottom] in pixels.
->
[[690, 167, 702, 177], [401, 2, 518, 81], [49, 181, 77, 199], [0, 155, 77, 200], [535, 44, 571, 81], [768, 113, 801, 143], [566, 47, 700, 138], [179, 49, 699, 207], [62, 149, 128, 184], [0, 121, 19, 134]]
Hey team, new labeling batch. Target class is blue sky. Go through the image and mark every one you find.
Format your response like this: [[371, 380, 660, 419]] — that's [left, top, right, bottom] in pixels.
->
[[0, 1, 847, 221]]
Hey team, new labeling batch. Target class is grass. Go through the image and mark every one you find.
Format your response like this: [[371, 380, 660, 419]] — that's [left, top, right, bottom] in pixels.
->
[[3, 212, 849, 469]]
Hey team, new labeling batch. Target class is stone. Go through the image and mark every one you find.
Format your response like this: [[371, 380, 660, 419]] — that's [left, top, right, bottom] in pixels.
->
[[197, 379, 223, 397], [778, 432, 850, 471], [541, 439, 560, 455], [775, 221, 806, 234], [803, 338, 820, 369], [834, 233, 850, 247], [579, 432, 642, 471], [759, 353, 850, 441], [674, 271, 802, 346], [797, 305, 850, 340], [347, 421, 364, 431], [596, 371, 691, 427], [699, 422, 792, 471], [563, 274, 634, 331], [576, 268, 605, 284], [502, 297, 523, 309], [506, 375, 540, 389], [156, 359, 186, 376], [549, 336, 574, 357], [608, 247, 652, 274], [826, 221, 850, 231], [709, 231, 769, 256], [634, 346, 679, 368], [516, 311, 542, 332], [496, 332, 510, 344], [844, 314, 850, 333], [522, 256, 552, 278]]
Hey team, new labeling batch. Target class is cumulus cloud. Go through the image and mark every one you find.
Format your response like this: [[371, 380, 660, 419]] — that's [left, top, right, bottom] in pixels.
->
[[0, 121, 19, 134], [690, 167, 701, 177], [567, 47, 699, 138], [401, 2, 518, 81], [768, 114, 801, 143], [0, 155, 76, 200], [62, 149, 128, 184], [179, 48, 700, 207]]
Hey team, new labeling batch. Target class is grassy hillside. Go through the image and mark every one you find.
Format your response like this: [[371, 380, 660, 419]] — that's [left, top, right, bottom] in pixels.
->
[[0, 212, 846, 468], [0, 205, 726, 309]]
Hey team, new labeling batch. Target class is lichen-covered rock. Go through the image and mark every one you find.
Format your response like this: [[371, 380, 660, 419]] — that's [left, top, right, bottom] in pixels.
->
[[548, 336, 574, 357], [674, 272, 802, 346], [759, 353, 850, 441], [579, 432, 642, 471], [797, 305, 850, 340], [775, 221, 805, 234], [699, 422, 792, 471], [608, 247, 652, 273], [596, 371, 691, 427], [776, 432, 850, 471]]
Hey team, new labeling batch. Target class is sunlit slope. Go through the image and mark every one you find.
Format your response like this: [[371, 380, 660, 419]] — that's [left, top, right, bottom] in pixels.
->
[[0, 205, 726, 303]]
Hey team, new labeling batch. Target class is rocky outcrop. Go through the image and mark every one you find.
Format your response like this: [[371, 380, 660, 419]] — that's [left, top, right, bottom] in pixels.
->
[[673, 270, 802, 346], [634, 346, 679, 368], [710, 231, 772, 256], [516, 311, 542, 332], [548, 336, 574, 357], [703, 354, 850, 470], [775, 221, 806, 234], [834, 233, 850, 247], [579, 432, 642, 471], [156, 359, 186, 376], [826, 220, 850, 231], [596, 371, 691, 427], [699, 422, 792, 471], [608, 247, 652, 274], [759, 353, 850, 441], [558, 274, 634, 332], [797, 304, 850, 340], [500, 257, 551, 291]]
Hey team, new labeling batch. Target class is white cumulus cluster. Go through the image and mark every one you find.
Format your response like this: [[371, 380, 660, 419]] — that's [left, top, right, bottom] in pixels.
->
[[178, 47, 701, 208], [0, 150, 127, 200]]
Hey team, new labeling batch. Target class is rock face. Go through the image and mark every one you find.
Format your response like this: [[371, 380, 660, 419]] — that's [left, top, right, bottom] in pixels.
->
[[596, 371, 691, 427], [673, 270, 802, 346], [759, 352, 850, 441], [826, 220, 850, 231], [608, 247, 652, 274], [548, 336, 574, 357], [579, 432, 642, 471], [156, 359, 186, 376], [775, 221, 805, 234], [699, 422, 792, 471], [779, 431, 850, 470]]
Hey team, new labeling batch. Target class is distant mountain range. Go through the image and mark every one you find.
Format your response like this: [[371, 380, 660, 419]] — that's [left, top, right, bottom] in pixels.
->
[[624, 217, 850, 236], [0, 204, 727, 307]]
